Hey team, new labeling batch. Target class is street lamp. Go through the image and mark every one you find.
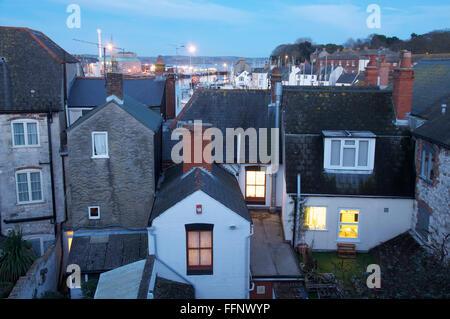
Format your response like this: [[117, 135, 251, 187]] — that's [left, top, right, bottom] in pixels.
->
[[187, 45, 197, 75]]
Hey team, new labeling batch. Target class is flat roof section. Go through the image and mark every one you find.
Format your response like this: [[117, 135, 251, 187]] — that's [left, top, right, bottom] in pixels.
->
[[250, 211, 302, 278]]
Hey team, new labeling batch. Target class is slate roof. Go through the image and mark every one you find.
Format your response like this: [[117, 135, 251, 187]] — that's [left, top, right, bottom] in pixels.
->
[[68, 77, 166, 108], [282, 86, 415, 196], [165, 89, 274, 163], [149, 164, 252, 224], [412, 112, 450, 149], [94, 255, 195, 299], [411, 58, 450, 118], [0, 27, 78, 112], [68, 232, 148, 273], [68, 94, 163, 132]]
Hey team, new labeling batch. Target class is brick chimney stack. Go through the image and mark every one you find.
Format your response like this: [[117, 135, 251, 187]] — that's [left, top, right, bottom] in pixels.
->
[[182, 122, 213, 174], [106, 72, 123, 102], [165, 68, 176, 119], [393, 50, 414, 121], [378, 56, 390, 88], [364, 55, 380, 86], [270, 68, 282, 103]]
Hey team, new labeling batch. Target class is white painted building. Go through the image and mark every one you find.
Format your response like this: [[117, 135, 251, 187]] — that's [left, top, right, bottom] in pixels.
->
[[147, 164, 253, 299], [234, 71, 252, 89]]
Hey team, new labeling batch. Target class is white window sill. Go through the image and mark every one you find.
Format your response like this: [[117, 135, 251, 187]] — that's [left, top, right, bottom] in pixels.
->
[[306, 229, 328, 232], [12, 145, 41, 148], [324, 168, 373, 175], [17, 200, 45, 205], [91, 156, 109, 159], [88, 217, 100, 220]]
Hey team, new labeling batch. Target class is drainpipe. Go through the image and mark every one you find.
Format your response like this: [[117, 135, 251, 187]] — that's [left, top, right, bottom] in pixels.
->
[[246, 224, 254, 297], [47, 103, 57, 236], [269, 82, 282, 213], [292, 173, 306, 248]]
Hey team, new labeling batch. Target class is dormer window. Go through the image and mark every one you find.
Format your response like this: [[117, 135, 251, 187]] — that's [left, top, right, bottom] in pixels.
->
[[323, 131, 376, 172]]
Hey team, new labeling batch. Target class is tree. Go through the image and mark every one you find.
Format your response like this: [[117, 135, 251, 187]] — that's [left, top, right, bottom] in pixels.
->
[[0, 230, 36, 283]]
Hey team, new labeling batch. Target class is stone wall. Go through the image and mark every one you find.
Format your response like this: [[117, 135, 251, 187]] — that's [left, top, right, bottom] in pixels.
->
[[8, 237, 61, 299], [413, 138, 450, 254], [66, 102, 156, 229], [0, 112, 65, 246]]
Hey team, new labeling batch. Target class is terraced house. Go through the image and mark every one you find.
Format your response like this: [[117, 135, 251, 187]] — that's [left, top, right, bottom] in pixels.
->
[[0, 27, 81, 256]]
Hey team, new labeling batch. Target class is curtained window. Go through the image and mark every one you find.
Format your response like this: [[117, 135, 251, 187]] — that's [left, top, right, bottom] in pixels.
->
[[92, 132, 108, 158]]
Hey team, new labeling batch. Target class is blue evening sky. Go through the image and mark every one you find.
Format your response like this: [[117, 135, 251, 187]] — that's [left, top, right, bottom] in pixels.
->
[[1, 0, 449, 57]]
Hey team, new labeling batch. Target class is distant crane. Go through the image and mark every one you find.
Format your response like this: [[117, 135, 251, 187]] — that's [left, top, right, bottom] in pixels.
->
[[72, 38, 125, 53]]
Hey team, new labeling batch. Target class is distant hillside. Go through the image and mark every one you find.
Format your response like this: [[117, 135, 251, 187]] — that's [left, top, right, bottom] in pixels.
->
[[271, 29, 450, 63]]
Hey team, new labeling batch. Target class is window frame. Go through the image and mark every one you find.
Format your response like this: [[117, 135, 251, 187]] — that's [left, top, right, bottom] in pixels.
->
[[420, 147, 435, 183], [88, 206, 101, 220], [11, 119, 40, 147], [245, 166, 266, 204], [15, 169, 44, 204], [185, 224, 214, 275], [91, 131, 109, 159], [337, 208, 360, 241], [324, 137, 375, 171], [305, 206, 327, 231]]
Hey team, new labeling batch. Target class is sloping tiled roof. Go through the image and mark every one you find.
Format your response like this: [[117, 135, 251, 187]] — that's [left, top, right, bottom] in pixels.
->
[[68, 77, 166, 108], [149, 164, 251, 224], [336, 72, 361, 84], [282, 87, 415, 196], [165, 89, 273, 163], [413, 112, 450, 149], [68, 94, 163, 132], [0, 27, 78, 112], [68, 232, 148, 273], [411, 58, 450, 118]]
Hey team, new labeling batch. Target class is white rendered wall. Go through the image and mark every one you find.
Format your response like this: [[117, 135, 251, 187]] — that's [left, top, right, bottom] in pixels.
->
[[148, 190, 251, 299]]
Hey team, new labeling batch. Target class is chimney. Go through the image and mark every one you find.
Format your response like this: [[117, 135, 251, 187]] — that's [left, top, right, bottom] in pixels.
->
[[364, 55, 380, 86], [182, 121, 213, 174], [105, 72, 123, 103], [393, 50, 414, 121], [378, 56, 390, 88], [165, 68, 176, 119], [155, 57, 165, 76], [270, 68, 282, 103]]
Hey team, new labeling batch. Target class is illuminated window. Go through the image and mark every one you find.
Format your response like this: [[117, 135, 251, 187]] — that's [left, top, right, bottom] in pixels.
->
[[305, 207, 327, 230], [245, 168, 265, 203], [338, 209, 359, 239], [186, 225, 213, 275]]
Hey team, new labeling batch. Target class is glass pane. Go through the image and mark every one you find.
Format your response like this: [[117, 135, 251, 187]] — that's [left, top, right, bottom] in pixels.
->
[[305, 207, 326, 230], [339, 224, 358, 238], [17, 173, 29, 202], [343, 148, 355, 167], [89, 207, 99, 217], [255, 171, 265, 185], [200, 249, 212, 266], [255, 186, 265, 198], [200, 231, 211, 248], [188, 249, 199, 266], [340, 210, 359, 223], [358, 141, 369, 166], [246, 186, 256, 197], [330, 140, 341, 166], [30, 172, 41, 201], [13, 123, 25, 145], [344, 140, 355, 145], [27, 123, 38, 145], [246, 171, 256, 185], [188, 231, 199, 248], [94, 133, 107, 156]]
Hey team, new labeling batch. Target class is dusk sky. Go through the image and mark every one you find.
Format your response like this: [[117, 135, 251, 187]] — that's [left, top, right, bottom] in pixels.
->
[[1, 0, 449, 57]]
